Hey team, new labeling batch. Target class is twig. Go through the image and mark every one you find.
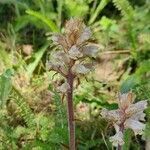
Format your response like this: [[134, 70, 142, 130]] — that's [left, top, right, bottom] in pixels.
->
[[101, 50, 130, 55]]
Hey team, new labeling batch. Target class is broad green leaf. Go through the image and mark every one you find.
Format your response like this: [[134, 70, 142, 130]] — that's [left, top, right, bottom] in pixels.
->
[[120, 75, 140, 93], [26, 44, 49, 78], [0, 69, 13, 107], [123, 129, 132, 150], [26, 10, 59, 32], [120, 60, 150, 93], [136, 60, 150, 76]]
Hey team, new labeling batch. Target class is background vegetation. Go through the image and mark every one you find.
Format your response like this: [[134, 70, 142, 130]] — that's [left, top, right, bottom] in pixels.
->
[[0, 0, 149, 149]]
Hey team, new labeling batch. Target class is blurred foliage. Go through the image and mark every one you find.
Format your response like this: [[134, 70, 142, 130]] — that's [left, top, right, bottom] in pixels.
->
[[0, 0, 150, 149]]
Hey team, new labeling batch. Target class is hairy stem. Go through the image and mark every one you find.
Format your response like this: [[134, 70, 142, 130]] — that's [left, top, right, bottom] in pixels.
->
[[66, 70, 75, 150]]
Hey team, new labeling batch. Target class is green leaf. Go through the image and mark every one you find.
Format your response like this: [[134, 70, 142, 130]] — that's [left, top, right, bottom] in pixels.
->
[[112, 0, 134, 19], [120, 75, 140, 93], [79, 97, 118, 110], [89, 0, 110, 24], [0, 69, 13, 107], [26, 10, 59, 32], [136, 60, 150, 76], [65, 0, 89, 17], [123, 129, 132, 150], [26, 43, 49, 78], [14, 15, 43, 32], [120, 60, 150, 93]]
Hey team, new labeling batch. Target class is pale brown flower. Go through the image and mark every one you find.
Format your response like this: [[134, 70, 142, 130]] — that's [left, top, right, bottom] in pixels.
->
[[49, 18, 99, 77], [57, 82, 70, 93], [48, 18, 99, 112], [101, 108, 120, 123], [48, 18, 98, 150], [124, 118, 145, 135], [125, 101, 147, 116], [82, 44, 99, 58], [68, 45, 83, 60], [72, 64, 91, 74], [109, 131, 124, 147], [118, 92, 135, 109], [101, 92, 147, 147]]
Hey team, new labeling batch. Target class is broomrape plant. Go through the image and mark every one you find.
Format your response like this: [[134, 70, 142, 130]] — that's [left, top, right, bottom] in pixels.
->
[[47, 18, 99, 150], [101, 92, 147, 150]]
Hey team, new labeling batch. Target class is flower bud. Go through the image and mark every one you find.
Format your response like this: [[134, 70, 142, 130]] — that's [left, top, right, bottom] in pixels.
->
[[72, 64, 91, 74], [77, 27, 92, 44], [52, 51, 70, 65], [82, 44, 99, 58], [57, 82, 70, 93], [68, 45, 83, 60]]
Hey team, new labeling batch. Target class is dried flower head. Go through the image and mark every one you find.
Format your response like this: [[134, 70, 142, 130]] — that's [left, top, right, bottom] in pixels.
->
[[47, 18, 99, 92], [47, 19, 99, 150], [101, 92, 147, 147]]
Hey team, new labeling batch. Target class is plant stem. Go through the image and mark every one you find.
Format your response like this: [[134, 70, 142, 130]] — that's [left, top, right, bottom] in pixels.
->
[[117, 144, 122, 150], [66, 70, 75, 150], [117, 123, 124, 150]]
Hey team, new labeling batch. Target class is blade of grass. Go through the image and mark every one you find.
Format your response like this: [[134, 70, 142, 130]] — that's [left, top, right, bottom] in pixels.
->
[[57, 0, 63, 28], [26, 43, 49, 78], [89, 0, 110, 25], [123, 129, 132, 150], [0, 69, 13, 107], [26, 9, 59, 32], [0, 48, 12, 68]]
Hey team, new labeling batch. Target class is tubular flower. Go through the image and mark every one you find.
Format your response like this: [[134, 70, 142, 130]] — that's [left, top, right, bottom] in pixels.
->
[[101, 92, 147, 147], [72, 64, 91, 75], [68, 45, 83, 60], [109, 131, 124, 147], [57, 82, 70, 93], [47, 18, 99, 92]]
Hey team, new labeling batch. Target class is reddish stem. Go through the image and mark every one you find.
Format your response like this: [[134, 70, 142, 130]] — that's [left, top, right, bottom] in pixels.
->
[[118, 145, 122, 150], [66, 70, 75, 150]]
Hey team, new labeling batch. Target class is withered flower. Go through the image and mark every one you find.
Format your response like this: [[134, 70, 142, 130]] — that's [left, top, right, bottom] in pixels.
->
[[47, 18, 99, 150], [109, 131, 124, 147], [47, 18, 99, 81], [57, 82, 70, 93], [101, 92, 147, 147]]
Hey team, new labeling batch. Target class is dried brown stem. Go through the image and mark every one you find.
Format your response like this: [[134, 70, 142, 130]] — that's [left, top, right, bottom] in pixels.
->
[[66, 69, 75, 150], [101, 50, 130, 55]]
